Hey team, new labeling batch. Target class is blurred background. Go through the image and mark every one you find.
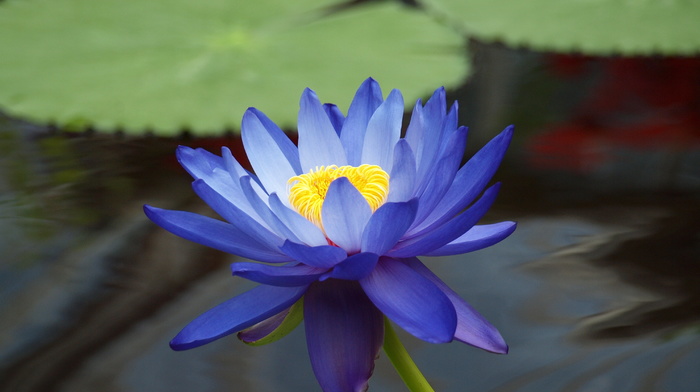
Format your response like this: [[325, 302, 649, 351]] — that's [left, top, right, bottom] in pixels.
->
[[1, 0, 699, 391]]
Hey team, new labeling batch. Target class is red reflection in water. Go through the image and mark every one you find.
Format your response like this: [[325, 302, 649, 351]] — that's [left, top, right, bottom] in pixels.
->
[[528, 56, 700, 173]]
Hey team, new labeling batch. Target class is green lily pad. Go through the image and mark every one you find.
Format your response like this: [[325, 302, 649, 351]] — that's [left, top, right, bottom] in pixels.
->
[[426, 0, 700, 55], [0, 0, 467, 135]]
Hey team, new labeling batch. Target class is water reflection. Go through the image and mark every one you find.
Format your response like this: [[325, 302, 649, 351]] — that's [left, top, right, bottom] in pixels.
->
[[1, 50, 699, 392]]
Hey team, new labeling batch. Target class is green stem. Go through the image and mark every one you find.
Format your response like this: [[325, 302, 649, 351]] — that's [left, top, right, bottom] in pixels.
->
[[382, 317, 435, 392]]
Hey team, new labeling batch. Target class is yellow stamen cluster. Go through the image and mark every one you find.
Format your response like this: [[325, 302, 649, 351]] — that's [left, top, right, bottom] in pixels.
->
[[288, 164, 390, 228]]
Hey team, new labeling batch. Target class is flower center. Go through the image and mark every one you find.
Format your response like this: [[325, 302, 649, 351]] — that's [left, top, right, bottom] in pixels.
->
[[288, 165, 390, 228]]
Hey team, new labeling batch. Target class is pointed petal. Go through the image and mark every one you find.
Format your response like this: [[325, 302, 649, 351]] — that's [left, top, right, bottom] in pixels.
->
[[143, 205, 290, 263], [240, 176, 301, 243], [423, 86, 447, 127], [415, 125, 514, 234], [248, 108, 302, 171], [221, 146, 269, 199], [323, 103, 345, 136], [279, 240, 347, 268], [437, 101, 459, 152], [361, 200, 417, 255], [387, 139, 417, 203], [341, 77, 384, 165], [304, 280, 383, 392], [241, 109, 300, 197], [405, 258, 508, 353], [176, 145, 224, 179], [321, 252, 379, 281], [412, 126, 468, 226], [192, 179, 283, 250], [216, 147, 270, 220], [360, 257, 456, 343], [322, 177, 372, 254], [403, 99, 424, 157], [231, 262, 326, 286], [298, 88, 347, 170], [361, 89, 404, 172], [388, 183, 501, 258], [424, 222, 517, 257], [177, 146, 262, 220], [221, 146, 251, 179], [269, 193, 328, 247], [413, 88, 447, 190], [170, 284, 307, 350]]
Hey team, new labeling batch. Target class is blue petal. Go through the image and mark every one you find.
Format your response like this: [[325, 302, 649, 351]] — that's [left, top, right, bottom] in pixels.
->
[[404, 258, 508, 353], [321, 252, 379, 281], [437, 101, 459, 151], [387, 139, 417, 202], [360, 257, 456, 343], [361, 88, 404, 172], [322, 177, 372, 254], [220, 146, 266, 214], [279, 240, 347, 268], [414, 125, 514, 235], [177, 146, 260, 219], [361, 199, 417, 255], [192, 179, 283, 250], [403, 99, 424, 156], [268, 194, 328, 247], [412, 126, 467, 226], [221, 146, 252, 179], [231, 262, 326, 286], [144, 205, 290, 263], [170, 285, 307, 350], [341, 77, 384, 165], [298, 88, 347, 170], [413, 88, 448, 192], [239, 176, 301, 243], [242, 109, 300, 198], [304, 280, 383, 392], [248, 108, 302, 172], [176, 145, 224, 179], [388, 183, 501, 258], [323, 103, 345, 136], [423, 86, 447, 126], [424, 222, 517, 257]]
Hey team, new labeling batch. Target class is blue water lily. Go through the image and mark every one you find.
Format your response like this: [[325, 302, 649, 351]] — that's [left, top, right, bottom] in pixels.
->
[[145, 78, 515, 391]]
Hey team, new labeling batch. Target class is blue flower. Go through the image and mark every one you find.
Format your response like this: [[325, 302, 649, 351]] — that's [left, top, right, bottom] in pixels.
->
[[145, 78, 515, 391]]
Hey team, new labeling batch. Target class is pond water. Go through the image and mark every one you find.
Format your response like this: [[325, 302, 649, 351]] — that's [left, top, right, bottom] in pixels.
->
[[1, 47, 699, 392]]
